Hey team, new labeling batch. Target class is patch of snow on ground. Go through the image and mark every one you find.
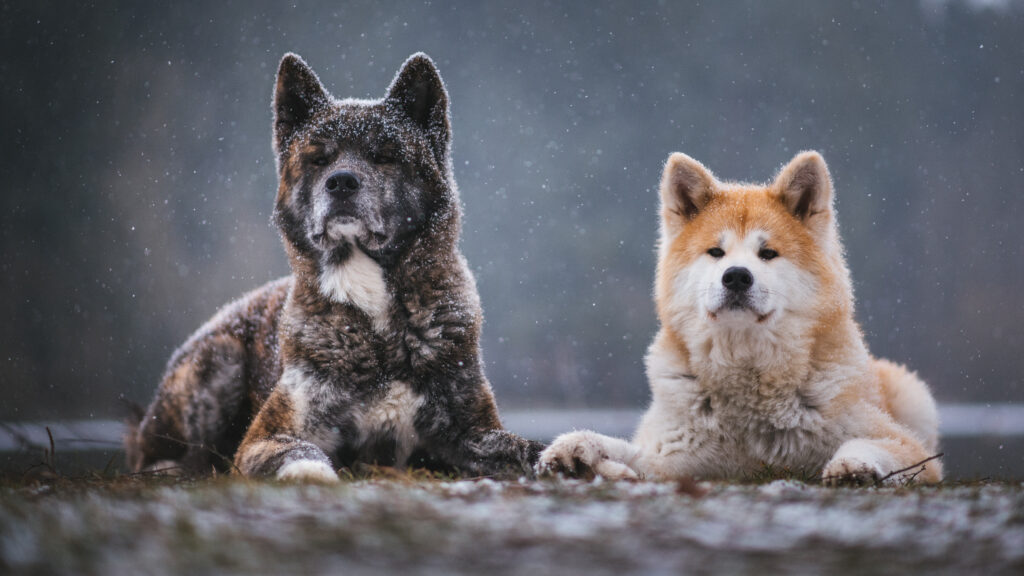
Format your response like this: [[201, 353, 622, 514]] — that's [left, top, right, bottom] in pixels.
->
[[1, 479, 1022, 575]]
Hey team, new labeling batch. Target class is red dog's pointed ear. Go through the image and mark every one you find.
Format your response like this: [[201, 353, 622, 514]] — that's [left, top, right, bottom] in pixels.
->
[[273, 53, 330, 155], [775, 151, 833, 222], [660, 152, 715, 237]]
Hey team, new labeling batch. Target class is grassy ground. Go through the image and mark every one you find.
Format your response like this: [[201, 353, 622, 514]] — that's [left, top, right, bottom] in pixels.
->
[[1, 468, 1022, 576]]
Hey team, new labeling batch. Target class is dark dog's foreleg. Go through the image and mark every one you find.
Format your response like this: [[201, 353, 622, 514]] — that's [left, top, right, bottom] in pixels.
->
[[456, 429, 545, 479], [419, 383, 545, 479], [233, 390, 338, 482], [234, 434, 337, 482]]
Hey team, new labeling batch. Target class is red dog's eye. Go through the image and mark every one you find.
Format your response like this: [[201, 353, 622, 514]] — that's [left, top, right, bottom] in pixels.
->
[[707, 247, 725, 258], [759, 248, 779, 261]]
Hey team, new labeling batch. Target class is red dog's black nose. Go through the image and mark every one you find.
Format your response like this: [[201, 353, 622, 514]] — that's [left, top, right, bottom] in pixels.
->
[[325, 171, 361, 198], [722, 266, 754, 292]]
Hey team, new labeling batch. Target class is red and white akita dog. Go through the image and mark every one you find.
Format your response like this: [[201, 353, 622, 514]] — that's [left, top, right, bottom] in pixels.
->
[[538, 151, 942, 485]]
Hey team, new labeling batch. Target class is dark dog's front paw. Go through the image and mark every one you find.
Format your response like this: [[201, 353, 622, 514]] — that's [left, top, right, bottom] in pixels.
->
[[276, 459, 340, 484]]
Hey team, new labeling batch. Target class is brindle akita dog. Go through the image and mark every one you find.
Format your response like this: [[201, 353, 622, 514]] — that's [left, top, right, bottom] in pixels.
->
[[125, 53, 544, 482]]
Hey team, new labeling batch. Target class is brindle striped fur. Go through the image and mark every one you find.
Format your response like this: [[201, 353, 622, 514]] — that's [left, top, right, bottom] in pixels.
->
[[126, 53, 543, 480]]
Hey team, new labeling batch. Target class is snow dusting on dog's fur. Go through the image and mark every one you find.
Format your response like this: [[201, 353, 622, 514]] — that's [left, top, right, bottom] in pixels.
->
[[126, 52, 543, 481]]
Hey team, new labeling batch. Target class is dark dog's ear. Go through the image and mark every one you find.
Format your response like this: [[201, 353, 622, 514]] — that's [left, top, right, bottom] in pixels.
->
[[274, 53, 330, 154], [660, 153, 716, 240], [385, 53, 451, 166], [775, 151, 833, 222]]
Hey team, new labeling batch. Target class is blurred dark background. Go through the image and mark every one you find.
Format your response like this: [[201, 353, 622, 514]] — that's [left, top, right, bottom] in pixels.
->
[[2, 0, 1022, 422]]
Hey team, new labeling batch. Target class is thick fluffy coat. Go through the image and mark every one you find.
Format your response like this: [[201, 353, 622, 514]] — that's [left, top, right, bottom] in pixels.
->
[[126, 53, 542, 481], [538, 151, 942, 485]]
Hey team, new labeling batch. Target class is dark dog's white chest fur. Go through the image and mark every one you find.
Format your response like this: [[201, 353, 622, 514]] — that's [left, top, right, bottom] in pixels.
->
[[319, 251, 391, 332]]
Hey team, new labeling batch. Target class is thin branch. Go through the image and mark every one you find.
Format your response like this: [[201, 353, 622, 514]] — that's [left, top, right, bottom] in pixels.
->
[[874, 453, 944, 487]]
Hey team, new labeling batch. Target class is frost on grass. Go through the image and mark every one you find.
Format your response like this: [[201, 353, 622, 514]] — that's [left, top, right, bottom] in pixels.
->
[[0, 478, 1022, 575]]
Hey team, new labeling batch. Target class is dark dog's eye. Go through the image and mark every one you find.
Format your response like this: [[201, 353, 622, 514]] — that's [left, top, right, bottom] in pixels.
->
[[759, 248, 779, 261], [372, 151, 396, 165], [707, 247, 725, 258], [372, 144, 398, 165], [305, 143, 336, 167]]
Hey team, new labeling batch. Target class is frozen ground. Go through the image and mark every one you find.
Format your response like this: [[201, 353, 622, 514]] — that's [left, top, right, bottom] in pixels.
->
[[1, 477, 1022, 575]]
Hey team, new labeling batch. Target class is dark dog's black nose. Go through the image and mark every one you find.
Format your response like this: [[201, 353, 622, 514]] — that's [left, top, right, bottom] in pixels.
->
[[325, 171, 361, 198], [722, 266, 754, 292]]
